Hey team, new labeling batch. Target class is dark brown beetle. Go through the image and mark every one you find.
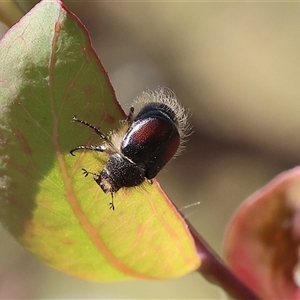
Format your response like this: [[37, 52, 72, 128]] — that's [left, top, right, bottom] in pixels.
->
[[70, 88, 190, 210]]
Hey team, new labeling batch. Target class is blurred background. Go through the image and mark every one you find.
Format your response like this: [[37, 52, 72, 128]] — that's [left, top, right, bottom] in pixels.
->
[[1, 1, 300, 299]]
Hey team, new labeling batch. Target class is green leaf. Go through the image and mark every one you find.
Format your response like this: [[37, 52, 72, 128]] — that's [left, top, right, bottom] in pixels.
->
[[0, 0, 200, 281]]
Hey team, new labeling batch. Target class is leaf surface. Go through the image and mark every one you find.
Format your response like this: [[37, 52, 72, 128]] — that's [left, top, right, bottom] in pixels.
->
[[0, 0, 200, 281], [224, 167, 300, 299]]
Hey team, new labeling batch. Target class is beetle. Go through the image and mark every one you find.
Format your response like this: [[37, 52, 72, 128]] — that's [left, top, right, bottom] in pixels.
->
[[70, 88, 190, 210]]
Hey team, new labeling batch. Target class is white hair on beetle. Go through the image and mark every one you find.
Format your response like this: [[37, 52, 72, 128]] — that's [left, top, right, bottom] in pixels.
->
[[132, 87, 192, 157]]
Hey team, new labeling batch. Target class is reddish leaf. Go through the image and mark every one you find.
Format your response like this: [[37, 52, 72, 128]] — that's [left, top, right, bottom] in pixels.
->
[[224, 167, 300, 299]]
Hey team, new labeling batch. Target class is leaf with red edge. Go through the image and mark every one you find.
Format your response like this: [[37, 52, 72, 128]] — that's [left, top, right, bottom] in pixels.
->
[[224, 167, 300, 299], [0, 0, 200, 281]]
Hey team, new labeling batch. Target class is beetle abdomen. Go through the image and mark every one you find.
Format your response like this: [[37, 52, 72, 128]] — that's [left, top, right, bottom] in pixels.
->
[[121, 112, 180, 179]]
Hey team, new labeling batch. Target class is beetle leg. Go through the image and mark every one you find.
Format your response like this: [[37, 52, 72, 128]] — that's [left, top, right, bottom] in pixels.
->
[[82, 168, 99, 177], [126, 107, 134, 124], [108, 193, 115, 210], [72, 115, 109, 141], [70, 144, 107, 156]]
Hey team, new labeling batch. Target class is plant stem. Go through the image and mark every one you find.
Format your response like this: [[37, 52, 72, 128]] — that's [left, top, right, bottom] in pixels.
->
[[185, 219, 262, 300]]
